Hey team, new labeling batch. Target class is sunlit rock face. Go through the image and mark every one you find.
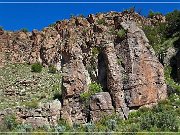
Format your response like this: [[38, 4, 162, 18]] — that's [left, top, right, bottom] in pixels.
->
[[0, 10, 167, 125]]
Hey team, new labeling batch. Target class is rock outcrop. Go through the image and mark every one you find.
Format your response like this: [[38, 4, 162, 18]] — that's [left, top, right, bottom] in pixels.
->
[[0, 100, 61, 128], [117, 21, 167, 108], [90, 92, 114, 122], [0, 10, 167, 126], [103, 42, 129, 118]]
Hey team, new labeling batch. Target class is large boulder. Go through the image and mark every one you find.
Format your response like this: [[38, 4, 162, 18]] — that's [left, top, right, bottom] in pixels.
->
[[90, 92, 114, 122]]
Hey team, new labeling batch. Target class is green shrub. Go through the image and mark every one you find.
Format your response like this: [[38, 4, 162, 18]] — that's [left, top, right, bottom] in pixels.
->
[[165, 66, 180, 95], [53, 90, 62, 101], [142, 23, 173, 62], [148, 10, 162, 18], [21, 28, 28, 33], [139, 106, 151, 113], [169, 94, 180, 107], [152, 102, 173, 113], [55, 125, 66, 133], [88, 82, 103, 94], [128, 111, 141, 119], [24, 100, 39, 109], [96, 19, 106, 25], [98, 113, 121, 125], [80, 82, 102, 101], [80, 91, 91, 101], [0, 26, 3, 31], [143, 10, 179, 61], [109, 27, 116, 35], [140, 112, 157, 130], [85, 122, 95, 132], [31, 63, 43, 73], [82, 28, 88, 35], [95, 122, 106, 132], [123, 123, 140, 133], [48, 65, 57, 74], [0, 122, 8, 132], [31, 129, 48, 135], [117, 57, 123, 65], [106, 119, 117, 131], [48, 23, 56, 27], [4, 114, 18, 130], [165, 10, 180, 37], [156, 112, 178, 131], [116, 29, 126, 39], [94, 113, 123, 132], [92, 47, 99, 57], [15, 124, 32, 132], [57, 118, 70, 131], [140, 111, 178, 131]]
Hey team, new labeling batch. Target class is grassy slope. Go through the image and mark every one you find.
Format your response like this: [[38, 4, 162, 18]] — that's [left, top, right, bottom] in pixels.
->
[[0, 63, 61, 109]]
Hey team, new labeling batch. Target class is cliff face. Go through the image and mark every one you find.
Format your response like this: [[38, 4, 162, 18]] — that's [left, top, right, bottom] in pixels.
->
[[0, 11, 167, 125]]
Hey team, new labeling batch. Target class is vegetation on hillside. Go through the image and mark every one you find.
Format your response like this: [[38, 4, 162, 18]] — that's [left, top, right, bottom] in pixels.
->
[[31, 62, 43, 73], [0, 63, 179, 133], [143, 10, 180, 65], [80, 82, 103, 101], [0, 9, 180, 133], [0, 63, 61, 109]]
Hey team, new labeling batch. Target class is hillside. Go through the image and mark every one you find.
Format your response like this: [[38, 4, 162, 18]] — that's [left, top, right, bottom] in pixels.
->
[[0, 9, 179, 133]]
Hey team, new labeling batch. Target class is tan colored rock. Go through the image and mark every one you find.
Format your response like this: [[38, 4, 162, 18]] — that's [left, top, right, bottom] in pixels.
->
[[75, 17, 90, 27], [90, 92, 114, 122], [14, 100, 61, 127], [18, 32, 28, 40], [118, 21, 167, 107], [103, 41, 129, 118], [0, 11, 168, 126], [25, 117, 49, 128], [61, 38, 90, 124]]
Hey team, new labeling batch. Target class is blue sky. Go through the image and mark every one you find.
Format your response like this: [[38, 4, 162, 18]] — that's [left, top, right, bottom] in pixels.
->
[[0, 0, 179, 31]]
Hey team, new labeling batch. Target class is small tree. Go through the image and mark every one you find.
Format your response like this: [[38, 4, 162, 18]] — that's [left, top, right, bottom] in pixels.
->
[[106, 119, 117, 131], [21, 28, 28, 33], [116, 29, 127, 39], [48, 65, 57, 74], [165, 10, 180, 37], [4, 115, 18, 130], [0, 26, 3, 31], [31, 63, 43, 73], [148, 10, 162, 18], [96, 19, 106, 25]]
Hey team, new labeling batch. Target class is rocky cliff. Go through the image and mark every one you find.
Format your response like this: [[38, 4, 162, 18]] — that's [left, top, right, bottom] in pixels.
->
[[0, 10, 167, 126]]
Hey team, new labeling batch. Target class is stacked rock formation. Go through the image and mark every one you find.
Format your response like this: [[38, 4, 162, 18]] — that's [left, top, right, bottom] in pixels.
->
[[0, 10, 167, 126]]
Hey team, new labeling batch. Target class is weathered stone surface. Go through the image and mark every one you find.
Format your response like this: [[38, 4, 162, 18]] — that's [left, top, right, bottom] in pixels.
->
[[0, 11, 168, 126], [63, 61, 87, 123], [116, 21, 167, 107], [25, 117, 49, 128], [13, 99, 61, 127], [163, 47, 176, 66], [61, 37, 90, 125], [90, 92, 114, 122], [103, 42, 129, 118]]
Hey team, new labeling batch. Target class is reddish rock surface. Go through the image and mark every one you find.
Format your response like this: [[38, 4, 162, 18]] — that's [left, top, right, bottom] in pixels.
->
[[0, 11, 167, 125]]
